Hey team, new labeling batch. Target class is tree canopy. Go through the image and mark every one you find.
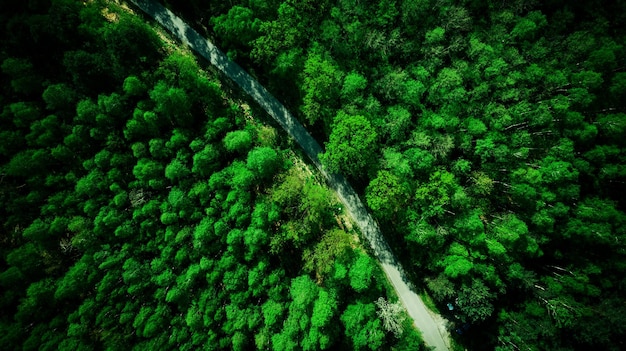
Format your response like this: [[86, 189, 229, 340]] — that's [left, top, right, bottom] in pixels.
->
[[4, 0, 626, 350]]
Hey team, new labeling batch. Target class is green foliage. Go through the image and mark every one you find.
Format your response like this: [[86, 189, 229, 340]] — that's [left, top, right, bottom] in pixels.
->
[[149, 81, 192, 127], [123, 76, 147, 96], [456, 279, 494, 323], [212, 6, 261, 52], [133, 158, 164, 188], [246, 146, 281, 180], [349, 252, 375, 292], [341, 71, 368, 101], [366, 170, 409, 220], [191, 144, 219, 177], [382, 105, 412, 142], [164, 157, 191, 182], [414, 170, 458, 218], [303, 229, 352, 275], [100, 9, 162, 77], [42, 83, 76, 111], [441, 243, 473, 279], [341, 302, 385, 350], [1, 57, 42, 94], [6, 0, 626, 350], [55, 256, 94, 300], [320, 112, 378, 179], [224, 130, 252, 154], [300, 45, 344, 128]]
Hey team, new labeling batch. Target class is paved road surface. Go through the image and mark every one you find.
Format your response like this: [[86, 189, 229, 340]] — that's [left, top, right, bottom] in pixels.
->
[[129, 1, 451, 349]]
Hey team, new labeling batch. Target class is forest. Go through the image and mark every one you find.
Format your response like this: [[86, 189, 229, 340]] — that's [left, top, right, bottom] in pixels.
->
[[0, 0, 423, 350], [0, 0, 625, 350], [166, 0, 626, 350]]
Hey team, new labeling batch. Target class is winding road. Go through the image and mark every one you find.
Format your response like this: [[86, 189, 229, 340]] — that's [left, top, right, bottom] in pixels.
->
[[129, 1, 451, 350]]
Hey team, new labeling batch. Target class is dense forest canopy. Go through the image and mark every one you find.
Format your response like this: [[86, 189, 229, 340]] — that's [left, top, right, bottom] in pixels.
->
[[165, 0, 626, 350], [1, 0, 626, 350], [0, 0, 423, 350]]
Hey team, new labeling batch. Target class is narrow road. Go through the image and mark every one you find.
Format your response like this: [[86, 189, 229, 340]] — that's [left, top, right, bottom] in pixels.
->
[[129, 1, 451, 350]]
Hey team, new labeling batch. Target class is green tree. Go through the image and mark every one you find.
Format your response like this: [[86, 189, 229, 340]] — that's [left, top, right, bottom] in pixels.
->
[[440, 242, 473, 279], [381, 105, 412, 143], [300, 45, 344, 128], [456, 279, 494, 323], [341, 302, 385, 351], [414, 170, 458, 218], [366, 170, 410, 221], [42, 83, 76, 111], [100, 10, 162, 77], [9, 102, 40, 128], [54, 255, 95, 300], [272, 275, 320, 351], [132, 158, 165, 189], [303, 229, 352, 275], [1, 57, 42, 94], [320, 112, 378, 179], [191, 144, 219, 177], [149, 81, 191, 127], [349, 252, 376, 292], [247, 146, 280, 180], [227, 161, 255, 190], [310, 290, 339, 348], [251, 1, 318, 65], [341, 71, 367, 101], [223, 130, 252, 154], [165, 157, 191, 183], [123, 75, 147, 96], [212, 6, 261, 55]]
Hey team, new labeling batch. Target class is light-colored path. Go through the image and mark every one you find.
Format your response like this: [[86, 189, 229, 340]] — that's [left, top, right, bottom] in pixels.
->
[[129, 1, 451, 349]]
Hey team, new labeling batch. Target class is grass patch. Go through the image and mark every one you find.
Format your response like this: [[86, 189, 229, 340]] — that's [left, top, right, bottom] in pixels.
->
[[420, 289, 442, 315]]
